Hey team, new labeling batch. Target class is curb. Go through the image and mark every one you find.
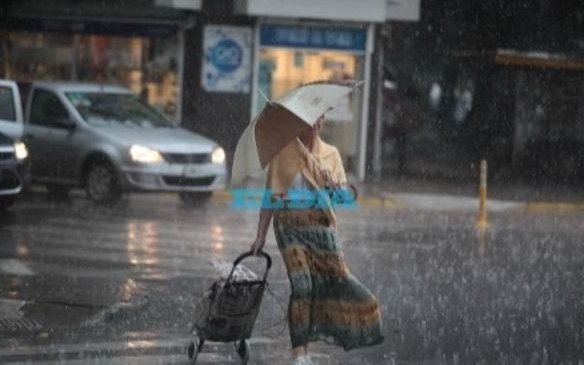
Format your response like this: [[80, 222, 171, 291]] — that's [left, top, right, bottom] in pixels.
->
[[521, 202, 584, 213], [358, 195, 401, 208], [213, 190, 584, 213]]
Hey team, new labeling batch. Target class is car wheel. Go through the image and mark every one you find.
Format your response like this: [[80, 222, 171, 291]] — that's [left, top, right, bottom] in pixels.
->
[[0, 195, 17, 210], [85, 162, 122, 204], [46, 184, 71, 198], [179, 192, 212, 206], [187, 331, 204, 364], [236, 339, 250, 364]]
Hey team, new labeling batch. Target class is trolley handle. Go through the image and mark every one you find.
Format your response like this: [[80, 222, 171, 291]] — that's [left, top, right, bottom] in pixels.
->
[[227, 251, 272, 283]]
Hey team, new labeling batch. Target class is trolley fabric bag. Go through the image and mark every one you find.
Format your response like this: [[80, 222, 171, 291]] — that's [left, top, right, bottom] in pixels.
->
[[188, 251, 272, 364]]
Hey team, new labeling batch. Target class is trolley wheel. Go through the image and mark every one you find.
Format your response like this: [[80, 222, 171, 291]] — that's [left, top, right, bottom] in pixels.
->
[[236, 339, 250, 364], [187, 333, 204, 364]]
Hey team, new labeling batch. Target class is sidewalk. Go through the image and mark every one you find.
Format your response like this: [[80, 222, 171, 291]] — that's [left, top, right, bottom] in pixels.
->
[[358, 174, 584, 212], [218, 174, 584, 212]]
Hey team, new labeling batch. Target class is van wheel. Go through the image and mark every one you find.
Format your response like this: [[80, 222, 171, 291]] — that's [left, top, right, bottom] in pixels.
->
[[85, 162, 122, 204], [179, 192, 212, 206]]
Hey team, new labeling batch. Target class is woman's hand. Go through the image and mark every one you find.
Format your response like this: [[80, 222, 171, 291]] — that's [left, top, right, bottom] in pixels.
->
[[323, 169, 340, 189], [250, 235, 266, 256], [252, 208, 273, 255]]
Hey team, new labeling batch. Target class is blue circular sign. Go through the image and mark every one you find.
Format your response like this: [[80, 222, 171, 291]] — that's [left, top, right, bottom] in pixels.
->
[[211, 39, 243, 73]]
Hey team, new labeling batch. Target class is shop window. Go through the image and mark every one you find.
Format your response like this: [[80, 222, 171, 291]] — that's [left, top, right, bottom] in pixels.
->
[[76, 35, 179, 120], [1, 33, 74, 81], [257, 48, 364, 173], [30, 90, 69, 127], [1, 32, 179, 121]]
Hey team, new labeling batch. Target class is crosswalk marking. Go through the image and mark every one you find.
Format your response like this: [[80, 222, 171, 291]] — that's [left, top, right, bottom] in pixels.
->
[[1, 207, 400, 282], [0, 337, 336, 365], [0, 299, 26, 319], [0, 335, 335, 365], [0, 259, 34, 276], [0, 197, 394, 364]]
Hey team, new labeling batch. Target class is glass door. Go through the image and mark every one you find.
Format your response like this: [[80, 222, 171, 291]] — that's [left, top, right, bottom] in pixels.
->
[[257, 47, 365, 174]]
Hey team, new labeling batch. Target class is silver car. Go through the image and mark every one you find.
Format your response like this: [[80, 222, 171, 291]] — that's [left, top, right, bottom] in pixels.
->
[[23, 82, 227, 204]]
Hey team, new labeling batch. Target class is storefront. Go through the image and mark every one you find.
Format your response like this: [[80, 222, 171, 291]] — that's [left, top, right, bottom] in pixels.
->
[[497, 51, 584, 180], [228, 0, 420, 179], [2, 32, 180, 119], [253, 22, 373, 177], [0, 0, 198, 121], [0, 0, 422, 181]]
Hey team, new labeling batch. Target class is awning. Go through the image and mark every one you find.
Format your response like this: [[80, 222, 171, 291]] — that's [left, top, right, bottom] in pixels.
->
[[386, 0, 421, 22], [0, 15, 189, 37], [235, 0, 420, 23], [1, 0, 197, 37], [496, 50, 584, 71], [235, 0, 387, 23]]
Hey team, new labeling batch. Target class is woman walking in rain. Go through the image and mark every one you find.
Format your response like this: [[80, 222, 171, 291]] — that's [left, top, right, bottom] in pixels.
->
[[251, 116, 384, 365]]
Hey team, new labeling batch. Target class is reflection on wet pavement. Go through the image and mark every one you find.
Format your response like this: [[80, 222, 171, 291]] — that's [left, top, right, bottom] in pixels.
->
[[0, 193, 583, 363], [127, 220, 162, 279]]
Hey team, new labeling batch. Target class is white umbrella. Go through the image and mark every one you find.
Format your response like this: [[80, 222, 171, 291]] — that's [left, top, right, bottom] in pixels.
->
[[231, 80, 360, 187]]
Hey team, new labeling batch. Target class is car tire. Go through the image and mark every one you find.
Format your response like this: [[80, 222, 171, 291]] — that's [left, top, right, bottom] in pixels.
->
[[179, 192, 212, 206], [85, 162, 122, 205], [0, 195, 17, 210], [46, 184, 71, 198]]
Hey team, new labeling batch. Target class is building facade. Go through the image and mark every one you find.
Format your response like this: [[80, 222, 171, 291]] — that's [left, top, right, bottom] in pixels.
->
[[0, 0, 197, 122], [0, 0, 421, 181], [382, 0, 584, 181], [185, 0, 420, 180]]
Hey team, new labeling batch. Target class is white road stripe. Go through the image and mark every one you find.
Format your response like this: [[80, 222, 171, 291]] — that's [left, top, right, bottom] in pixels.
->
[[0, 336, 334, 365], [0, 259, 34, 276], [8, 224, 258, 247], [0, 298, 26, 319], [0, 336, 277, 357], [21, 353, 228, 364], [10, 216, 399, 250]]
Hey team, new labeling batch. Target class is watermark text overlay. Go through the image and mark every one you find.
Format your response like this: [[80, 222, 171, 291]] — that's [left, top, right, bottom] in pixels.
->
[[230, 188, 358, 210]]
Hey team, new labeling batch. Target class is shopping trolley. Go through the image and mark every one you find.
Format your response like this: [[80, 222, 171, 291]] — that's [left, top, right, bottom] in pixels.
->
[[187, 251, 272, 364]]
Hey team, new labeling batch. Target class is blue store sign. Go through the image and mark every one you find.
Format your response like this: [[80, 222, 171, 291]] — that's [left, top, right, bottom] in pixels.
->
[[260, 24, 367, 53], [202, 25, 252, 93], [210, 39, 243, 73]]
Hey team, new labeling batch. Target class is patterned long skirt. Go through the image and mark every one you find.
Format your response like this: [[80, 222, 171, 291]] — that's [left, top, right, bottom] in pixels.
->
[[273, 207, 384, 350]]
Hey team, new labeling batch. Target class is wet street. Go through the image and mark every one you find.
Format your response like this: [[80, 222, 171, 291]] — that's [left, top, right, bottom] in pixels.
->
[[0, 190, 583, 364]]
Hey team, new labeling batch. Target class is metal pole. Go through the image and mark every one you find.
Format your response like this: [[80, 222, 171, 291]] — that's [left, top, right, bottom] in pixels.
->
[[357, 24, 375, 181], [477, 159, 488, 227], [2, 31, 12, 78], [372, 25, 385, 178], [71, 34, 79, 81], [176, 29, 186, 126]]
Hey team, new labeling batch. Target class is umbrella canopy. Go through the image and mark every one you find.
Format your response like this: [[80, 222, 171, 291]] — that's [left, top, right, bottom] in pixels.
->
[[231, 80, 360, 187]]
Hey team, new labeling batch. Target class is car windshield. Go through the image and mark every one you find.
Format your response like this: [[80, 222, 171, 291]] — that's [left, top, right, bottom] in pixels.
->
[[65, 92, 174, 128]]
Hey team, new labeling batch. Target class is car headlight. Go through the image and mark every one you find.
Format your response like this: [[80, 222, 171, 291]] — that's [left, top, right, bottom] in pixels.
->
[[130, 145, 163, 164], [14, 141, 28, 160], [211, 147, 225, 164]]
